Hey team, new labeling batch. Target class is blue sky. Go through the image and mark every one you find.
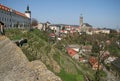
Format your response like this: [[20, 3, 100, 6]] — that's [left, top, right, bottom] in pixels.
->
[[0, 0, 120, 29]]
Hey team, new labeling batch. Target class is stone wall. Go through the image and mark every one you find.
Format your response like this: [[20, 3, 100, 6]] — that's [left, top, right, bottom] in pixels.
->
[[0, 36, 62, 81]]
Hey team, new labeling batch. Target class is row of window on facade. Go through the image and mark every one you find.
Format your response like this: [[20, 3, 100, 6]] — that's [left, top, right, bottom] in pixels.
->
[[0, 17, 17, 22], [0, 17, 30, 28], [0, 9, 27, 18], [0, 9, 10, 15], [5, 23, 30, 28], [0, 17, 29, 24], [0, 9, 18, 17], [0, 14, 29, 23], [0, 9, 29, 22]]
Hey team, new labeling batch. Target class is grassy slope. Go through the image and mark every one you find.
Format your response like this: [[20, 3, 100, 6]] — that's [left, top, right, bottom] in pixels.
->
[[5, 29, 87, 81]]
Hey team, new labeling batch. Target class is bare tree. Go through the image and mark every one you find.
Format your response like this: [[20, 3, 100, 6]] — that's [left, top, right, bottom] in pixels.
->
[[95, 40, 105, 81], [31, 18, 38, 28]]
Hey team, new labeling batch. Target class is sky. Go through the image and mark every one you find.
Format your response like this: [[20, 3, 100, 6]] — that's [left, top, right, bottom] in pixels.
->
[[0, 0, 120, 29]]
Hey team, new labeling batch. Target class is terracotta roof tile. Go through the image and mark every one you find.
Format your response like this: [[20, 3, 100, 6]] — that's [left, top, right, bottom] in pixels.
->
[[67, 48, 77, 57], [0, 4, 28, 18]]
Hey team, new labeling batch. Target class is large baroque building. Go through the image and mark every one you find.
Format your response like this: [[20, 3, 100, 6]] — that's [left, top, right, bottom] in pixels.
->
[[0, 4, 31, 28]]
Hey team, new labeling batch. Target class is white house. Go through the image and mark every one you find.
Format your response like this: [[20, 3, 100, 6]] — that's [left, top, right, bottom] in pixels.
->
[[104, 56, 117, 64], [37, 23, 44, 30], [67, 44, 80, 52]]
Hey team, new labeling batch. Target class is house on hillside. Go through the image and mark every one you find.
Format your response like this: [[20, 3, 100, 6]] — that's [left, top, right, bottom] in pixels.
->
[[67, 44, 80, 52], [60, 30, 68, 34], [37, 23, 44, 30], [100, 51, 110, 61], [49, 25, 61, 35], [65, 25, 80, 33], [79, 57, 87, 63], [81, 45, 92, 54], [93, 28, 110, 34], [89, 57, 102, 70], [66, 48, 79, 60], [104, 56, 117, 64], [37, 21, 51, 31]]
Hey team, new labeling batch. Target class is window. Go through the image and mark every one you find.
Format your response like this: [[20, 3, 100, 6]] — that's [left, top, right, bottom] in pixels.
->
[[10, 19, 11, 22], [2, 17, 3, 21]]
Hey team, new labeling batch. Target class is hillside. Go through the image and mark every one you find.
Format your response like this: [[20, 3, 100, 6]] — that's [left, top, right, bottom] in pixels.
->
[[5, 29, 85, 81], [0, 36, 61, 81]]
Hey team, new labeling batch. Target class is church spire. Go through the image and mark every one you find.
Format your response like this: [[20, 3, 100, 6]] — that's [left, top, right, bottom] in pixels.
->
[[27, 5, 29, 11], [80, 14, 83, 26], [25, 5, 31, 18]]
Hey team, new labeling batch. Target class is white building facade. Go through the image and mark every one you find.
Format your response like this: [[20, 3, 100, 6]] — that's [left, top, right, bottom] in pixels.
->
[[0, 4, 31, 28]]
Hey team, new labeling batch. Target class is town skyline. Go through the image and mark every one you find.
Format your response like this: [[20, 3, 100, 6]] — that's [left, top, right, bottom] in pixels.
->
[[0, 0, 120, 29]]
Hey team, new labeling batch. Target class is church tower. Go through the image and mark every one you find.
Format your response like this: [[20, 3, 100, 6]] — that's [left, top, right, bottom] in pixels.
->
[[80, 14, 83, 26], [25, 5, 31, 18]]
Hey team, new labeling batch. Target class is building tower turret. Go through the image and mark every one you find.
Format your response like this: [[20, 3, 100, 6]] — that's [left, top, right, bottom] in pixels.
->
[[25, 5, 31, 18], [80, 14, 83, 27]]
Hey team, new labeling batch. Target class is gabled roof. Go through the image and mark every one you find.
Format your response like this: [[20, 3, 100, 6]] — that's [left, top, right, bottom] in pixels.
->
[[67, 44, 80, 48], [13, 10, 28, 18], [67, 48, 78, 57], [89, 57, 98, 66]]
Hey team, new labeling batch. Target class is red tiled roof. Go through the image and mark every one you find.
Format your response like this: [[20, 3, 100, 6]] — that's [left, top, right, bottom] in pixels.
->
[[0, 4, 28, 18], [0, 4, 10, 11], [89, 57, 102, 70], [60, 30, 65, 32], [13, 10, 28, 18], [67, 48, 77, 57], [49, 33, 55, 37], [89, 57, 97, 66]]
